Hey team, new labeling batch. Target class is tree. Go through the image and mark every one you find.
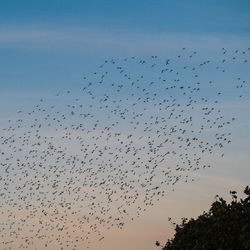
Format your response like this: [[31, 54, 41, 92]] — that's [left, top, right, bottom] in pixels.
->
[[156, 186, 250, 250]]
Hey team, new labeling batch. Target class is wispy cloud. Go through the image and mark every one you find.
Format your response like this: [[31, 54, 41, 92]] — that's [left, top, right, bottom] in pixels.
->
[[0, 26, 250, 55]]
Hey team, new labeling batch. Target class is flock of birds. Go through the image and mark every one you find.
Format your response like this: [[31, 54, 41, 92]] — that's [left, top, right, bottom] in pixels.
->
[[0, 48, 249, 249]]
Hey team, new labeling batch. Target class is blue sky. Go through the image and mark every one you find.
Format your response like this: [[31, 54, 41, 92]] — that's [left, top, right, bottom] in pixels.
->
[[0, 1, 250, 250], [1, 0, 250, 84], [0, 0, 250, 33], [0, 0, 250, 98]]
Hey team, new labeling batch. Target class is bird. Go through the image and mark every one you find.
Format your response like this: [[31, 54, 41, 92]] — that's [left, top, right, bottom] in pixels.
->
[[0, 47, 249, 249]]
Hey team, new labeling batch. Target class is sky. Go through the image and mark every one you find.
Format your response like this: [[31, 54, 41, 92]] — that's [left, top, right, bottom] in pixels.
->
[[0, 1, 250, 250]]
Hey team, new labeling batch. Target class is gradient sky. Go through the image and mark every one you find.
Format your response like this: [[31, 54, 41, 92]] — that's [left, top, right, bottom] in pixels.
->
[[0, 1, 250, 250]]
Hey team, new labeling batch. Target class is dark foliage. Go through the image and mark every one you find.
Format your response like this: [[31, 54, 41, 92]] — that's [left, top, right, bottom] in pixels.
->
[[157, 186, 250, 250]]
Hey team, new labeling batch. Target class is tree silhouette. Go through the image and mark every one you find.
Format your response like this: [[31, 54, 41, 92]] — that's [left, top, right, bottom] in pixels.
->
[[156, 186, 250, 250]]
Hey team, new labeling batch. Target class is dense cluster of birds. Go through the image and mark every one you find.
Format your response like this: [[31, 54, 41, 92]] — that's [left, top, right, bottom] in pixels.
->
[[0, 48, 249, 249]]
